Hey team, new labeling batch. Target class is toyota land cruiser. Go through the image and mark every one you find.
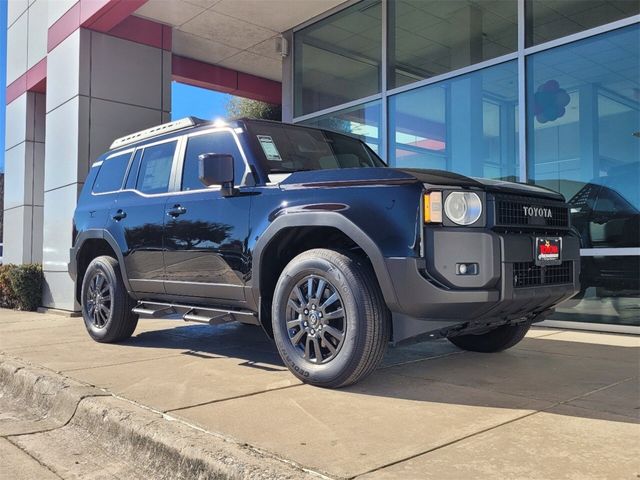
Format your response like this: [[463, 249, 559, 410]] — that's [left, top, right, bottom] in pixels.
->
[[69, 117, 580, 387]]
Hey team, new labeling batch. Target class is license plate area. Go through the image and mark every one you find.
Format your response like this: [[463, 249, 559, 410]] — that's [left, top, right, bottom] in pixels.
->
[[535, 237, 562, 266]]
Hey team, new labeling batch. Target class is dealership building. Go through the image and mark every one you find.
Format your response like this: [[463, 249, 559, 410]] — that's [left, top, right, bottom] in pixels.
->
[[3, 0, 639, 331]]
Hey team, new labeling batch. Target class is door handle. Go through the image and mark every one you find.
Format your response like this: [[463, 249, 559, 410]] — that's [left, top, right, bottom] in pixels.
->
[[112, 209, 127, 221], [167, 205, 187, 217]]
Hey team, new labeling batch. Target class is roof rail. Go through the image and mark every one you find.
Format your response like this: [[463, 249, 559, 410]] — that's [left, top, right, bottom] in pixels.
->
[[109, 117, 206, 150]]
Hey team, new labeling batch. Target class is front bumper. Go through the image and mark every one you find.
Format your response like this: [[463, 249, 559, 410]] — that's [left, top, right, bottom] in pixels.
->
[[385, 229, 580, 324]]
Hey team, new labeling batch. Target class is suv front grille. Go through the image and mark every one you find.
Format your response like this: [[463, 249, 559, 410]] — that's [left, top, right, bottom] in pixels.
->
[[513, 261, 573, 288], [494, 194, 569, 229]]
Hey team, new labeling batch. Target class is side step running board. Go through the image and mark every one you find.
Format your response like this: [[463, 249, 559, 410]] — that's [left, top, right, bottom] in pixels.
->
[[132, 301, 259, 326]]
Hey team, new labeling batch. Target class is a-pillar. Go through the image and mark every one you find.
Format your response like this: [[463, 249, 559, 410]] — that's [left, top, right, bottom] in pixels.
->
[[42, 29, 171, 311]]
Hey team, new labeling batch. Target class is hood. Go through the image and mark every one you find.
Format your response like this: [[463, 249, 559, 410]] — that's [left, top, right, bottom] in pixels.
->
[[278, 167, 564, 201]]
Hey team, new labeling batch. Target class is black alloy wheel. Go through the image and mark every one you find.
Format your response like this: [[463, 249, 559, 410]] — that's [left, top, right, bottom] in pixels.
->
[[285, 274, 346, 364]]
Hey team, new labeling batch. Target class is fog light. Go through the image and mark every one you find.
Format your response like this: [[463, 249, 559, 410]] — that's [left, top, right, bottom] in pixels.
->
[[456, 263, 478, 275]]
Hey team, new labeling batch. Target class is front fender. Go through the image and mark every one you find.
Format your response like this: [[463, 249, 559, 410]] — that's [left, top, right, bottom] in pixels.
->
[[249, 210, 400, 311]]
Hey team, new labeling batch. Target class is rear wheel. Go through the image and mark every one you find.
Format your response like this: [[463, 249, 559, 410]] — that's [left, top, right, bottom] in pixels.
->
[[448, 323, 530, 353], [81, 256, 138, 343], [272, 249, 390, 388]]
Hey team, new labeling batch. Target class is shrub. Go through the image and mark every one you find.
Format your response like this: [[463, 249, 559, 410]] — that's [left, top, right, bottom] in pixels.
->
[[0, 264, 43, 311], [0, 265, 18, 309]]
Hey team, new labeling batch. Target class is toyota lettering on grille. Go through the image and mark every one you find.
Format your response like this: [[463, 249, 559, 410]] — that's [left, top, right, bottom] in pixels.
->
[[522, 206, 552, 218]]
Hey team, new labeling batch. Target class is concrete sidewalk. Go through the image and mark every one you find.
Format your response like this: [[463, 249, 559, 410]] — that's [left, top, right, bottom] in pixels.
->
[[0, 309, 638, 479]]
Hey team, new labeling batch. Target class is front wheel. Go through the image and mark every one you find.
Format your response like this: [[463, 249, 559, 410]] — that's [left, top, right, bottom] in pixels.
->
[[272, 249, 390, 388], [448, 323, 530, 353], [81, 256, 138, 343]]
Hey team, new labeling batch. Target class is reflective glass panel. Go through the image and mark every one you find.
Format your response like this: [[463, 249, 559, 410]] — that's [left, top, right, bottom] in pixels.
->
[[182, 132, 245, 190], [389, 60, 519, 180], [299, 100, 382, 155], [294, 0, 382, 116], [92, 151, 132, 193], [552, 255, 639, 326], [527, 25, 640, 249], [526, 0, 640, 46], [135, 141, 177, 195], [389, 0, 517, 89]]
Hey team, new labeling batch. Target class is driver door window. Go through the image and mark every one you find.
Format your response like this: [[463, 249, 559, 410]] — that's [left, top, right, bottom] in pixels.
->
[[182, 131, 246, 190]]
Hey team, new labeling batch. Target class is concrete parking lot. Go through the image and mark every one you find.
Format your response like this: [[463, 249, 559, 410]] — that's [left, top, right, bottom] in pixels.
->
[[1, 308, 638, 479]]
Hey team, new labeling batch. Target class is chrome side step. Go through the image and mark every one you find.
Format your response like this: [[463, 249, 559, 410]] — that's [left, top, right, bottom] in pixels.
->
[[132, 301, 259, 326]]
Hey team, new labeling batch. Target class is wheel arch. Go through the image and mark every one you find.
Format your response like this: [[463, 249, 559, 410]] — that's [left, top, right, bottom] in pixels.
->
[[251, 212, 399, 335], [73, 230, 132, 303]]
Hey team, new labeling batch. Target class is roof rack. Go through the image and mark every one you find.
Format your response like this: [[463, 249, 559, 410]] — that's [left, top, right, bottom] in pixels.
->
[[109, 116, 207, 150]]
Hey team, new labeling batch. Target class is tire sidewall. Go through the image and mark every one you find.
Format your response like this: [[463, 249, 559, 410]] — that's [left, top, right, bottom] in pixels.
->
[[81, 258, 117, 341], [272, 255, 365, 385]]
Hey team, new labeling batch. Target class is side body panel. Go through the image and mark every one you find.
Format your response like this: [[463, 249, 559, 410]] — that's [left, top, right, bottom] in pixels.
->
[[163, 189, 252, 302], [107, 191, 168, 294]]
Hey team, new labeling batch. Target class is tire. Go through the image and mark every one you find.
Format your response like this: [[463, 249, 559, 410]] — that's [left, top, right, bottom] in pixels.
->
[[81, 256, 138, 343], [272, 249, 390, 388], [448, 323, 530, 353]]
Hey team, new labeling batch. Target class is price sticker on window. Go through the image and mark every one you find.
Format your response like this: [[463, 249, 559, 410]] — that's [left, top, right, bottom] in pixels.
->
[[257, 135, 282, 161]]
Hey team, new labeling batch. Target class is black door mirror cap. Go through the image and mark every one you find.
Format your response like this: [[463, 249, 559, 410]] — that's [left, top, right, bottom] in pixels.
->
[[198, 153, 235, 195]]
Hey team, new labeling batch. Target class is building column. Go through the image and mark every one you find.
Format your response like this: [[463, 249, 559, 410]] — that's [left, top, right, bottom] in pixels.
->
[[3, 92, 46, 265], [42, 29, 171, 311]]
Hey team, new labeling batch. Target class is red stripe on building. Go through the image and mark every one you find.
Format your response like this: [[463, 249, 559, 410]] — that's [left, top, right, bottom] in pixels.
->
[[48, 0, 149, 52], [5, 58, 47, 105], [47, 1, 81, 53], [107, 15, 172, 51], [172, 55, 282, 105], [82, 0, 148, 33]]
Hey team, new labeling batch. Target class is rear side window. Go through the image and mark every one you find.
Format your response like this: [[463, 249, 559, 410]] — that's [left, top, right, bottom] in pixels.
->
[[92, 152, 132, 193], [135, 141, 177, 194], [182, 132, 245, 191]]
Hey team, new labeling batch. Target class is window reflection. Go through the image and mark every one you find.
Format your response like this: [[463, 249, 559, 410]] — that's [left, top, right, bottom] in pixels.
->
[[527, 25, 640, 249], [528, 25, 639, 327], [294, 0, 382, 116], [526, 0, 640, 46], [299, 101, 382, 155], [389, 60, 519, 180], [553, 256, 639, 326], [388, 0, 517, 89]]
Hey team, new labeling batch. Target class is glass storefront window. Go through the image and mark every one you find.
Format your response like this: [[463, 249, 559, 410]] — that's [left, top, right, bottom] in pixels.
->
[[552, 255, 639, 326], [527, 25, 639, 327], [527, 25, 640, 250], [294, 0, 382, 116], [389, 60, 518, 180], [388, 0, 517, 89], [526, 0, 640, 46], [298, 100, 382, 155]]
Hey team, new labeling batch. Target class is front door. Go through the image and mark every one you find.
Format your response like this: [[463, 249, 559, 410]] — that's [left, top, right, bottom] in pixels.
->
[[163, 129, 251, 304]]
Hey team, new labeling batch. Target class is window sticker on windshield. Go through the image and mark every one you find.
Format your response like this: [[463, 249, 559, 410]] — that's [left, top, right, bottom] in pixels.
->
[[257, 135, 282, 161]]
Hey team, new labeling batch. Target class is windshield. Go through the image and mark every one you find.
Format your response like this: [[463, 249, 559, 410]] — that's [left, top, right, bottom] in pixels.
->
[[246, 122, 386, 173]]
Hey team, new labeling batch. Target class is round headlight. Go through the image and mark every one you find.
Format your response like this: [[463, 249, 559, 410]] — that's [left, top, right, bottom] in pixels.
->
[[444, 192, 482, 225]]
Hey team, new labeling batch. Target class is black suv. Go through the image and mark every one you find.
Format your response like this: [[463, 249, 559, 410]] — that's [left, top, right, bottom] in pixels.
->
[[70, 117, 580, 387]]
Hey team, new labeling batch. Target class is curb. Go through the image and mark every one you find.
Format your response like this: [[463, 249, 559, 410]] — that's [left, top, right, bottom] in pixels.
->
[[0, 355, 323, 479]]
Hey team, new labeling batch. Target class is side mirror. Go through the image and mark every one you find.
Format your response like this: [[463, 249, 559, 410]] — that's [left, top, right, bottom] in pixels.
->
[[198, 153, 235, 196]]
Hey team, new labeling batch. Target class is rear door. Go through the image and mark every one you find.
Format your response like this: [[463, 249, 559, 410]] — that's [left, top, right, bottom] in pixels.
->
[[110, 138, 179, 295], [163, 128, 252, 304]]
